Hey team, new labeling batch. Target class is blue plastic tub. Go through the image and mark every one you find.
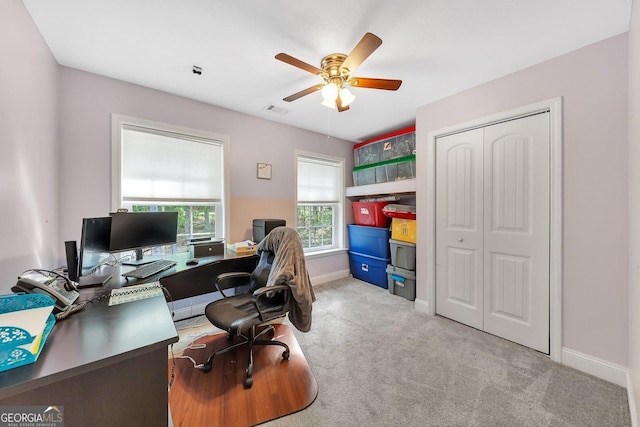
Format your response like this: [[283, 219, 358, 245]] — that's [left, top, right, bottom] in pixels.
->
[[348, 251, 389, 289], [347, 224, 391, 259]]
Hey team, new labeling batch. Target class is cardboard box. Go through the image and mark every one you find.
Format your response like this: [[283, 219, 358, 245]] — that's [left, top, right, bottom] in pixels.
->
[[227, 241, 257, 255]]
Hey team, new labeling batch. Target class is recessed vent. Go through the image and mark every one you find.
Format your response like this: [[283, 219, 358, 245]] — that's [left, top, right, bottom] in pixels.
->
[[263, 105, 289, 115]]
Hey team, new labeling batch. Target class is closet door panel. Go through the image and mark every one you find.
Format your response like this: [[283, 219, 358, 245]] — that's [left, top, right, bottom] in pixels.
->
[[435, 128, 484, 329], [483, 113, 550, 353]]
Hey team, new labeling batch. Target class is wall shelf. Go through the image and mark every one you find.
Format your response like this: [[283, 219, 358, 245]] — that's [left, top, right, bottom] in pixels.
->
[[346, 179, 416, 198]]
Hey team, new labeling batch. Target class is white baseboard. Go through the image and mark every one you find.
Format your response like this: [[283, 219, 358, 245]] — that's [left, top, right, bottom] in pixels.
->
[[410, 302, 630, 390], [169, 270, 350, 321], [310, 269, 350, 286], [628, 371, 638, 427], [171, 306, 193, 321], [169, 291, 218, 321], [190, 301, 208, 317], [414, 297, 429, 314], [561, 347, 627, 387]]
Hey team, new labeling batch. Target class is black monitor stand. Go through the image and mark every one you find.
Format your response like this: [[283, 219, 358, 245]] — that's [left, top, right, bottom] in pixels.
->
[[120, 248, 157, 266], [77, 266, 114, 288]]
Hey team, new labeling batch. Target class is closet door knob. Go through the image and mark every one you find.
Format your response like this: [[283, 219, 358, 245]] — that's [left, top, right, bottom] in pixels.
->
[[458, 237, 464, 243]]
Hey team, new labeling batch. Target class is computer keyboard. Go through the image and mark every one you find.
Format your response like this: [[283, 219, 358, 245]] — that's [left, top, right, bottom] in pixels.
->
[[121, 259, 177, 279]]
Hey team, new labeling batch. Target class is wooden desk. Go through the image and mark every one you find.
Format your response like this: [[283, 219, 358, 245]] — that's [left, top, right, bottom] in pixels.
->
[[0, 251, 258, 426], [82, 251, 259, 302], [0, 293, 178, 427], [158, 252, 259, 300]]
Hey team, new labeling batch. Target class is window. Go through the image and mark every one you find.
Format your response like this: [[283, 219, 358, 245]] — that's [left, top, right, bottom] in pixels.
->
[[112, 115, 229, 253], [296, 152, 344, 253]]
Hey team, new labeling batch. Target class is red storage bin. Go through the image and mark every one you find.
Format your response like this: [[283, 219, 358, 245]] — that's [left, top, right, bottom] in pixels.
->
[[352, 201, 391, 227], [382, 204, 417, 220]]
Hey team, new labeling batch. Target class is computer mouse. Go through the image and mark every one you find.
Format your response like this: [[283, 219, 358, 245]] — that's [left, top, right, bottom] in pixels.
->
[[186, 258, 199, 266]]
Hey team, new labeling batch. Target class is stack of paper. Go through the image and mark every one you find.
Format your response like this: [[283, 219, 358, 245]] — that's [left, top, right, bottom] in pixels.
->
[[227, 240, 257, 255]]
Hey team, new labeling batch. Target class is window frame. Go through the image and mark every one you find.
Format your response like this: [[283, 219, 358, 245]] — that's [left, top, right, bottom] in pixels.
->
[[111, 114, 231, 242], [294, 150, 345, 254]]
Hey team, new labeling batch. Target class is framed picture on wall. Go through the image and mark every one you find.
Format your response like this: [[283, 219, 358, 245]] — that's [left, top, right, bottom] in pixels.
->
[[257, 163, 272, 180]]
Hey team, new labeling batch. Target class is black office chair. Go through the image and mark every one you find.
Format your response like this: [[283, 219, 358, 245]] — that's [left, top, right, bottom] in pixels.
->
[[197, 246, 292, 388]]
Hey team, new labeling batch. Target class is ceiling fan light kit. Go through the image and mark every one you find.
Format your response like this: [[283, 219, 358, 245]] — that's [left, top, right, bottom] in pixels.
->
[[275, 32, 402, 112], [321, 82, 339, 102]]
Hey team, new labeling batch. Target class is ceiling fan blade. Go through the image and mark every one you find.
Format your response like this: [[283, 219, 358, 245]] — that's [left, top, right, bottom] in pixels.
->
[[341, 33, 382, 73], [348, 77, 402, 90], [283, 84, 324, 102], [336, 94, 350, 112], [275, 53, 323, 75]]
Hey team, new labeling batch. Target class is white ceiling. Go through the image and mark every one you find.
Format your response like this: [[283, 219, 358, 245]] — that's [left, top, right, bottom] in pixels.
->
[[23, 0, 632, 142]]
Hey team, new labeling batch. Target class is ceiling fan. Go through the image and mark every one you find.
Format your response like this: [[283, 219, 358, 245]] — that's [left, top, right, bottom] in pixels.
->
[[275, 32, 402, 112]]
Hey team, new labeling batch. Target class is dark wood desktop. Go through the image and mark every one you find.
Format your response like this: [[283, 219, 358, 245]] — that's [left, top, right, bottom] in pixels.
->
[[0, 294, 177, 426], [0, 250, 259, 426], [81, 250, 259, 300]]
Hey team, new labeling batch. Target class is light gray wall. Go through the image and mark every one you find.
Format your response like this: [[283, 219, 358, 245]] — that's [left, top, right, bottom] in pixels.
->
[[416, 34, 629, 367], [0, 1, 60, 291], [57, 67, 354, 279], [628, 0, 640, 421], [0, 1, 353, 292]]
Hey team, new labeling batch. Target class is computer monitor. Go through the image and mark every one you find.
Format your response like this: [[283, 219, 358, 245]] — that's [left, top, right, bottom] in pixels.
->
[[109, 211, 178, 265], [78, 216, 113, 287]]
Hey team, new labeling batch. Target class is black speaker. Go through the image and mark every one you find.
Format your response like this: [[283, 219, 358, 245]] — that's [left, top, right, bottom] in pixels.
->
[[65, 240, 79, 282]]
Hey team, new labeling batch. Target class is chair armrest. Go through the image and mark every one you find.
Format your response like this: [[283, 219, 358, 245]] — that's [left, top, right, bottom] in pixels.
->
[[252, 284, 290, 320], [215, 272, 251, 298]]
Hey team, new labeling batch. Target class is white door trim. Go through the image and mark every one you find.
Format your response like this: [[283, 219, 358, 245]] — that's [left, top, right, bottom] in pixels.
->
[[421, 97, 563, 362]]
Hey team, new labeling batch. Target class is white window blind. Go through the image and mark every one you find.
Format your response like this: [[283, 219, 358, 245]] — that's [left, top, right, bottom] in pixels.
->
[[121, 125, 223, 202], [297, 156, 341, 203]]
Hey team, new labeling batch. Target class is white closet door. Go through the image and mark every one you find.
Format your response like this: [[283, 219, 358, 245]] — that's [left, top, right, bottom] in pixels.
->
[[435, 128, 484, 329], [435, 113, 550, 354], [483, 113, 550, 353]]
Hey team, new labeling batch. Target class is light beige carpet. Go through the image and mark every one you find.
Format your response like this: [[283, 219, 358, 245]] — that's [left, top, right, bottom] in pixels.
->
[[170, 278, 631, 426]]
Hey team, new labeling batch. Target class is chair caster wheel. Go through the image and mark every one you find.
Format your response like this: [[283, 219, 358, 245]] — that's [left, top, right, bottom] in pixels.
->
[[282, 350, 290, 360], [201, 362, 212, 373], [244, 376, 253, 388], [244, 366, 254, 388]]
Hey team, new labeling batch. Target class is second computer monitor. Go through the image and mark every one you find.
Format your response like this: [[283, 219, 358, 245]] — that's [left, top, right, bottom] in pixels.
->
[[109, 211, 178, 264], [79, 216, 112, 276]]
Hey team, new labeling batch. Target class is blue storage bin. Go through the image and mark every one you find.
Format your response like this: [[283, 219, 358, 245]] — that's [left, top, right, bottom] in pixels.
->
[[347, 224, 391, 259], [348, 251, 389, 289]]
